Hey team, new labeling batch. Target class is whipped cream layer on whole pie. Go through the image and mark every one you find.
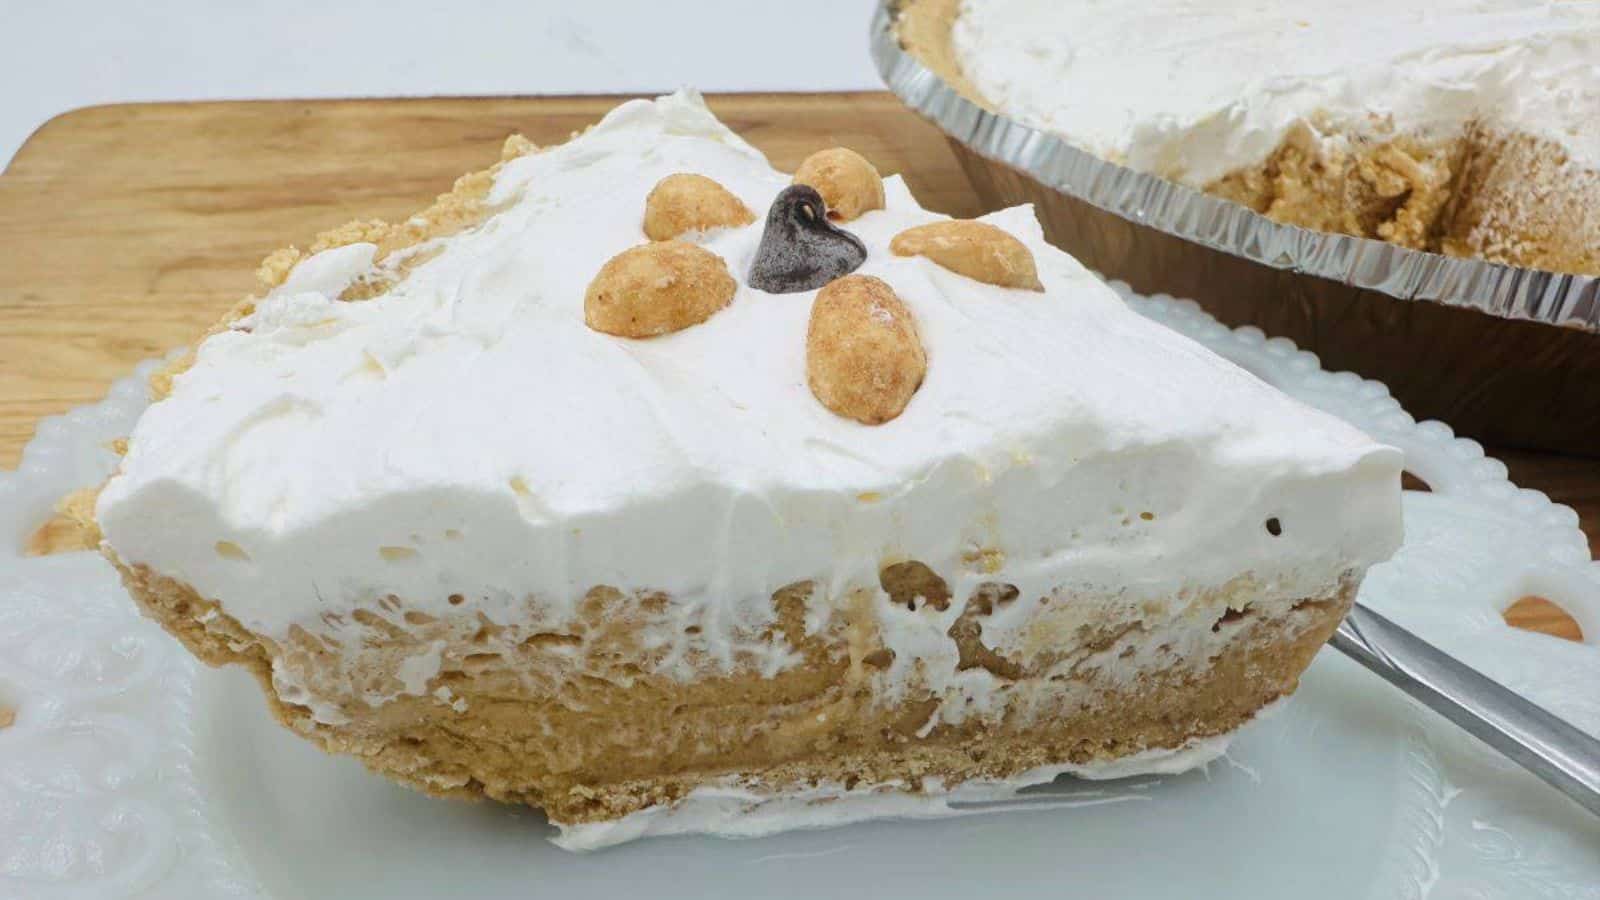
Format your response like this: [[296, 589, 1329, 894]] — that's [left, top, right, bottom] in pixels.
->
[[95, 91, 1402, 849], [899, 0, 1600, 275]]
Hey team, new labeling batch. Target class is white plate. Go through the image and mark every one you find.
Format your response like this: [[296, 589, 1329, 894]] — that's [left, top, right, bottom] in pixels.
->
[[3, 287, 1598, 899]]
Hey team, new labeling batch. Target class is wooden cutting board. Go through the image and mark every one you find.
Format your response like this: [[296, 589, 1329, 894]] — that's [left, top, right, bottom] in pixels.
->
[[0, 92, 1590, 641]]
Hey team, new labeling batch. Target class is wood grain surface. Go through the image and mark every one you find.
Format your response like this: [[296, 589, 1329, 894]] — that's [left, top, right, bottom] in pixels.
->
[[0, 92, 1591, 643]]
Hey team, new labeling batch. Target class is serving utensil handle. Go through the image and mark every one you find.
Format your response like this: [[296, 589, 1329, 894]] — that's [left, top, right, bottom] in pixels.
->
[[1332, 602, 1600, 818]]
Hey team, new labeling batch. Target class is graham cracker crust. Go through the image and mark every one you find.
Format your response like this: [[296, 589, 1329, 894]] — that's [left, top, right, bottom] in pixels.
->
[[1207, 123, 1600, 275], [111, 549, 1354, 827]]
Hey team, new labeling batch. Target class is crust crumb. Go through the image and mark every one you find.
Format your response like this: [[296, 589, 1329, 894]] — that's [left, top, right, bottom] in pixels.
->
[[25, 487, 102, 556]]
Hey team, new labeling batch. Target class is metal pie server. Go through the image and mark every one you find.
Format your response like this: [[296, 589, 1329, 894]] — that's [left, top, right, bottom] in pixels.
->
[[1332, 602, 1600, 818]]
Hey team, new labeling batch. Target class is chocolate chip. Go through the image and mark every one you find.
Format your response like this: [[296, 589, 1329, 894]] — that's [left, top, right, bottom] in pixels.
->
[[748, 185, 867, 294]]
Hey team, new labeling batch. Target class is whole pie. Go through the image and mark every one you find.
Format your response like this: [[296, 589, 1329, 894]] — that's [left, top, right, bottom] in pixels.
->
[[94, 91, 1402, 849], [897, 0, 1600, 276]]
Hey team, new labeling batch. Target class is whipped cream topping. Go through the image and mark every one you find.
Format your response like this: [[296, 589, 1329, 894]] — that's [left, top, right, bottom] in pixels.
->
[[97, 92, 1400, 703], [951, 0, 1600, 186]]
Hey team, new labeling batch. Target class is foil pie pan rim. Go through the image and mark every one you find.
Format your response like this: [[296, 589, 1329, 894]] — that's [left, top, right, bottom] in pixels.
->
[[868, 1, 1600, 333]]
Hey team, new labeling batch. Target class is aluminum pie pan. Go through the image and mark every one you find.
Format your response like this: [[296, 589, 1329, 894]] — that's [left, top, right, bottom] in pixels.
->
[[870, 1, 1600, 455], [868, 2, 1600, 332]]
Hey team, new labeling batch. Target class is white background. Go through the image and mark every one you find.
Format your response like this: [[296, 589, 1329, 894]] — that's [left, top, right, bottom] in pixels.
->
[[0, 1, 882, 167]]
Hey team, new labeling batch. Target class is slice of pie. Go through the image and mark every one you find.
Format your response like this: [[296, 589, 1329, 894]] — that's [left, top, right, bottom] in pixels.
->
[[95, 91, 1402, 849], [897, 0, 1600, 276]]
